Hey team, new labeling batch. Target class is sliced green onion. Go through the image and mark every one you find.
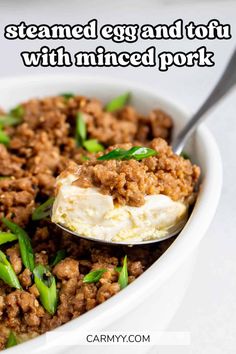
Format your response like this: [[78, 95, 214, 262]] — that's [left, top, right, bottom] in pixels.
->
[[0, 176, 11, 180], [125, 146, 157, 160], [61, 93, 75, 100], [115, 266, 122, 273], [97, 148, 126, 161], [10, 105, 24, 119], [98, 146, 157, 161], [75, 112, 104, 153], [76, 112, 87, 145], [50, 250, 66, 267], [0, 250, 21, 289], [83, 139, 104, 153], [83, 269, 107, 283], [0, 115, 21, 127], [2, 218, 35, 272], [180, 151, 191, 160], [0, 232, 17, 245], [105, 92, 130, 112], [33, 264, 57, 315], [118, 255, 128, 289], [6, 331, 17, 348], [81, 155, 90, 161], [32, 197, 55, 221], [0, 130, 10, 145], [6, 331, 18, 348], [0, 105, 24, 128]]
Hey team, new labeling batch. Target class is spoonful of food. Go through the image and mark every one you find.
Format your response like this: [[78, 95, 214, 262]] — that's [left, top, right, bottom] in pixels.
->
[[50, 48, 235, 246]]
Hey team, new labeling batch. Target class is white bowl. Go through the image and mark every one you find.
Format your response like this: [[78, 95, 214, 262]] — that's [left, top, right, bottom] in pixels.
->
[[0, 75, 222, 353]]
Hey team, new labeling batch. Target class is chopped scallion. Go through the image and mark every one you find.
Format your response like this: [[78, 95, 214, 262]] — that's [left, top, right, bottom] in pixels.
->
[[98, 146, 157, 161], [50, 250, 66, 267], [105, 92, 130, 112], [6, 331, 17, 348], [2, 218, 35, 272], [32, 197, 55, 221], [61, 93, 75, 100], [0, 130, 10, 145], [83, 269, 107, 283], [33, 264, 58, 315], [0, 250, 21, 289], [0, 232, 17, 246], [83, 139, 104, 153], [118, 255, 128, 289]]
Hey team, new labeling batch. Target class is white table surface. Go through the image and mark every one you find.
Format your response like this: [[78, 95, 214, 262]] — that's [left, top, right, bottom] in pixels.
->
[[0, 1, 235, 353]]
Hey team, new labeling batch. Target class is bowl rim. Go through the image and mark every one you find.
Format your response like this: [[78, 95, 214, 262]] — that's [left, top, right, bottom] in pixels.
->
[[0, 74, 222, 352]]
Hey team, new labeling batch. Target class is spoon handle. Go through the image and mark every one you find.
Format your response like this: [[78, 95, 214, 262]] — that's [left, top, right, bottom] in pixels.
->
[[172, 48, 236, 155]]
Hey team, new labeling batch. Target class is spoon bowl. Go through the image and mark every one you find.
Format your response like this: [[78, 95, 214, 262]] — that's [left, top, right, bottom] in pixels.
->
[[55, 216, 188, 246]]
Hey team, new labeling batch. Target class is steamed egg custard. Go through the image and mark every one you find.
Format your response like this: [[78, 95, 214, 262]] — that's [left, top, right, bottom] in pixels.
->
[[52, 140, 200, 243], [52, 174, 187, 242]]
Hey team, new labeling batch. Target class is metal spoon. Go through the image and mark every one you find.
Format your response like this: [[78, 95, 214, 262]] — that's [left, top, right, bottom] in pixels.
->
[[54, 48, 236, 245]]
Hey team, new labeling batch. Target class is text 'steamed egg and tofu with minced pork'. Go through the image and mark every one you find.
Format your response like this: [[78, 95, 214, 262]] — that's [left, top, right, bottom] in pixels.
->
[[52, 138, 200, 242]]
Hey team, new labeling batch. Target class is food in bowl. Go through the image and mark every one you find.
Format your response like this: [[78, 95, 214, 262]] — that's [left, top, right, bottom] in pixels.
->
[[52, 138, 199, 242], [0, 92, 200, 349]]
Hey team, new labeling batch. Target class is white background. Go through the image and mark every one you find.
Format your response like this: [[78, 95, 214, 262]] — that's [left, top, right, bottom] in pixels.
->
[[0, 1, 235, 353]]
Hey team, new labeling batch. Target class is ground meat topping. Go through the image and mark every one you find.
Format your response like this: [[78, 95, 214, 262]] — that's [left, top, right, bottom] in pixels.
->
[[0, 145, 25, 178], [0, 325, 9, 350], [0, 177, 36, 227], [0, 95, 173, 227], [72, 138, 200, 206], [96, 283, 120, 304], [6, 245, 22, 275], [19, 269, 33, 289], [5, 290, 45, 331], [0, 224, 176, 346], [53, 258, 79, 280], [78, 100, 173, 146], [0, 93, 198, 349]]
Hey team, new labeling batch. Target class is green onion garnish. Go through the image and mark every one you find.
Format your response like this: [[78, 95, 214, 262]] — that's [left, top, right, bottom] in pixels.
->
[[83, 269, 107, 283], [0, 130, 10, 145], [180, 151, 191, 160], [2, 218, 35, 272], [115, 266, 122, 273], [10, 105, 24, 119], [61, 93, 75, 100], [32, 197, 55, 221], [105, 92, 130, 112], [83, 139, 104, 153], [33, 264, 58, 315], [0, 250, 21, 289], [0, 176, 11, 180], [6, 331, 18, 348], [98, 146, 157, 161], [0, 115, 21, 127], [0, 105, 24, 128], [118, 255, 128, 289], [81, 155, 90, 161], [75, 112, 104, 153], [50, 250, 66, 267], [0, 232, 17, 246], [76, 112, 87, 145]]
